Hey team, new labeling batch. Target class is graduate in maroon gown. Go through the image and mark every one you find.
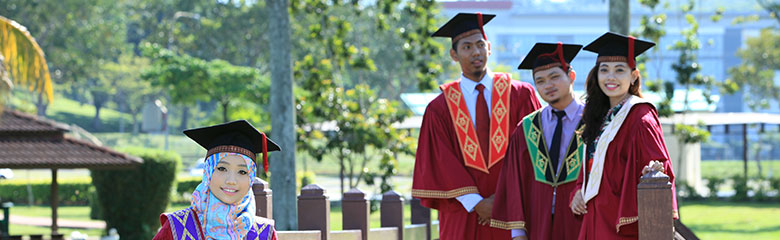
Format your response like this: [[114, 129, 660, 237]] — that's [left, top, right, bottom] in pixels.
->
[[568, 32, 678, 240], [492, 42, 584, 240], [411, 12, 541, 240]]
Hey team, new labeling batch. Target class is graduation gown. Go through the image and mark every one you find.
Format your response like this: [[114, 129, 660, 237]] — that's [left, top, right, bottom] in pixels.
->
[[491, 110, 584, 240], [572, 101, 678, 240], [153, 208, 278, 240], [412, 73, 541, 240]]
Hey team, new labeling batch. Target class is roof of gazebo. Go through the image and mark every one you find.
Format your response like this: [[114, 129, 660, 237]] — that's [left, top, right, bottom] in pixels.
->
[[0, 109, 142, 169]]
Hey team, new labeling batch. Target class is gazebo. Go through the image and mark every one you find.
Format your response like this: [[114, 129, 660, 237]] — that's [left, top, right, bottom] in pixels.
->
[[0, 109, 142, 235]]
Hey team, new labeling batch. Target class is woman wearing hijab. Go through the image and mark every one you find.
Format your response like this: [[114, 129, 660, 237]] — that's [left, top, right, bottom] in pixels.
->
[[154, 120, 281, 240], [568, 32, 678, 239]]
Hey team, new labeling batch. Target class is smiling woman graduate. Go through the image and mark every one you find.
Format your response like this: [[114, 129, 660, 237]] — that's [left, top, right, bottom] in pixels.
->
[[569, 32, 678, 240], [153, 120, 281, 240]]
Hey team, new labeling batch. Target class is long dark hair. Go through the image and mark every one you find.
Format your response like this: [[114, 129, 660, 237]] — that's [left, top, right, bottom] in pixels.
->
[[580, 64, 643, 146]]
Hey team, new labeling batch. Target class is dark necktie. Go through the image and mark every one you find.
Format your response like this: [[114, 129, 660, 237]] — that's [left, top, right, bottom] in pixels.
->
[[550, 110, 566, 174], [475, 84, 490, 161]]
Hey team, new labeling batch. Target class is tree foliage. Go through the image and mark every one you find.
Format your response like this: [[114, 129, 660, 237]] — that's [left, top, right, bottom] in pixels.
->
[[141, 43, 265, 123], [728, 28, 780, 110]]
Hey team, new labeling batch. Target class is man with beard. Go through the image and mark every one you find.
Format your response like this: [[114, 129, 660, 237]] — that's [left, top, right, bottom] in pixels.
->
[[491, 42, 585, 240], [411, 13, 541, 240]]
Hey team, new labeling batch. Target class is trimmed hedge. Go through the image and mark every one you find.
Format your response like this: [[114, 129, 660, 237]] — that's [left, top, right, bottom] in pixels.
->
[[92, 147, 180, 239], [0, 178, 91, 205]]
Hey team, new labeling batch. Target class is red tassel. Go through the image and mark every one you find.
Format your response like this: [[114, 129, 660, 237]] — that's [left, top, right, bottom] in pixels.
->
[[477, 12, 487, 41], [261, 132, 268, 174], [556, 42, 568, 70], [628, 36, 636, 69]]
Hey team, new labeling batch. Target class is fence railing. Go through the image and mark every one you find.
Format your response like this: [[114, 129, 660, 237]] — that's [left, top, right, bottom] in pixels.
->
[[254, 170, 677, 240]]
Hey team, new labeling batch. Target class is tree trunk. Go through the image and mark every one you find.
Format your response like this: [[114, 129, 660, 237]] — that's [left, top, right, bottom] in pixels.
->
[[221, 101, 230, 123], [131, 111, 140, 135], [609, 0, 630, 35], [180, 106, 190, 130], [268, 0, 297, 230], [93, 103, 103, 131], [36, 91, 48, 117]]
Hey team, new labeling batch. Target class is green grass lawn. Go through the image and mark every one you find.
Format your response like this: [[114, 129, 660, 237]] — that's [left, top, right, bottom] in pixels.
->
[[8, 224, 104, 238], [6, 206, 103, 237], [701, 160, 780, 179], [679, 200, 780, 240]]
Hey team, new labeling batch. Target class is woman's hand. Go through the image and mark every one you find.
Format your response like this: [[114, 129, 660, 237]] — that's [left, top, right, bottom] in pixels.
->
[[642, 160, 665, 175], [570, 189, 587, 215]]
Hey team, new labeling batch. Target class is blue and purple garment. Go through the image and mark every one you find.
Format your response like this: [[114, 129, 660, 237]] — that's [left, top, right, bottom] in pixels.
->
[[154, 152, 277, 240]]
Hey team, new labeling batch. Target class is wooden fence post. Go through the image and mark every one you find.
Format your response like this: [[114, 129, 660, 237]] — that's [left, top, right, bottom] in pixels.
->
[[411, 198, 431, 240], [342, 188, 369, 240], [381, 191, 404, 240], [298, 184, 330, 240], [253, 177, 273, 219], [638, 170, 674, 240]]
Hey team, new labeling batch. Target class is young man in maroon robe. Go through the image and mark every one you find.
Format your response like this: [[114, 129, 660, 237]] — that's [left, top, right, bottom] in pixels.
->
[[569, 32, 678, 239], [492, 42, 584, 240], [411, 13, 541, 240]]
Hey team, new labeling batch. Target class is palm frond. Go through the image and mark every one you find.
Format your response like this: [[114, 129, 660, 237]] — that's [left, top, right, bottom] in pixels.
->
[[0, 15, 53, 103]]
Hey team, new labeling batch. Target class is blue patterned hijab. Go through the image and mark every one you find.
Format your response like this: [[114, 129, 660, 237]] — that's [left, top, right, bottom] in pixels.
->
[[191, 152, 256, 239]]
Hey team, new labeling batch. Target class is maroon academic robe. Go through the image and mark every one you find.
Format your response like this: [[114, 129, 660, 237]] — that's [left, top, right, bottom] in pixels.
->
[[571, 103, 678, 240], [412, 79, 540, 240], [492, 112, 583, 240]]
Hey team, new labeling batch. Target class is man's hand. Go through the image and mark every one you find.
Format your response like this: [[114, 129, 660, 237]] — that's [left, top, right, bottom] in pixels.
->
[[642, 160, 665, 175], [512, 236, 529, 240], [474, 195, 494, 225], [570, 189, 587, 215]]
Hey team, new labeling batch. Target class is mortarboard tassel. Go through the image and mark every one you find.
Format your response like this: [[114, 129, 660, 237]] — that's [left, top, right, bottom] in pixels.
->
[[261, 132, 268, 174]]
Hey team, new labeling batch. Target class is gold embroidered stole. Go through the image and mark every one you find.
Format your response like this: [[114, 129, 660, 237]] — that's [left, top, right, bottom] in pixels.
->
[[440, 73, 511, 173]]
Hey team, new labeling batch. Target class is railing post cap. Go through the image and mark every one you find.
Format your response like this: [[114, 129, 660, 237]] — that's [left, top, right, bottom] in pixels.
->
[[300, 184, 326, 196], [640, 170, 670, 183], [343, 188, 366, 201], [252, 177, 269, 191], [382, 190, 402, 201]]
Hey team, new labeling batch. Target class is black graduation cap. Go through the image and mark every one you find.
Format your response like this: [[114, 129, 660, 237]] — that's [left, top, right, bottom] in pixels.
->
[[518, 42, 583, 71], [184, 120, 281, 173], [583, 32, 655, 69], [432, 12, 496, 42]]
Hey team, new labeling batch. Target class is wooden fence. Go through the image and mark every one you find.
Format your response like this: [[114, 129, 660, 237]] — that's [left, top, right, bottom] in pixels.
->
[[253, 170, 683, 240]]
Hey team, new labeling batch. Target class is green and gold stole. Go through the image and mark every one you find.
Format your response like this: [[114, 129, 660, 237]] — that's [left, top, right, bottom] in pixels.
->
[[521, 110, 583, 186]]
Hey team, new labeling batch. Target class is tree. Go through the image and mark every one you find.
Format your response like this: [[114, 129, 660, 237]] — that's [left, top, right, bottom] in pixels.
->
[[609, 0, 630, 35], [0, 1, 127, 116], [0, 15, 53, 106], [267, 0, 297, 230], [728, 29, 780, 110], [142, 43, 265, 124], [103, 51, 157, 134]]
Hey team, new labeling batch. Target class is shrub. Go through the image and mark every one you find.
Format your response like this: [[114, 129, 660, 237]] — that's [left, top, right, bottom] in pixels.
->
[[92, 147, 180, 239], [0, 178, 91, 205], [676, 180, 702, 200], [731, 175, 749, 201], [770, 177, 780, 201], [705, 176, 724, 199]]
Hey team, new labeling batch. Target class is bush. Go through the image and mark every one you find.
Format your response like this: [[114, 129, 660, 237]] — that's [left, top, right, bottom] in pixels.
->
[[676, 180, 702, 200], [0, 178, 91, 205], [705, 176, 724, 199], [771, 177, 780, 201], [92, 147, 180, 239], [731, 175, 749, 201], [751, 177, 771, 202], [297, 171, 316, 191]]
